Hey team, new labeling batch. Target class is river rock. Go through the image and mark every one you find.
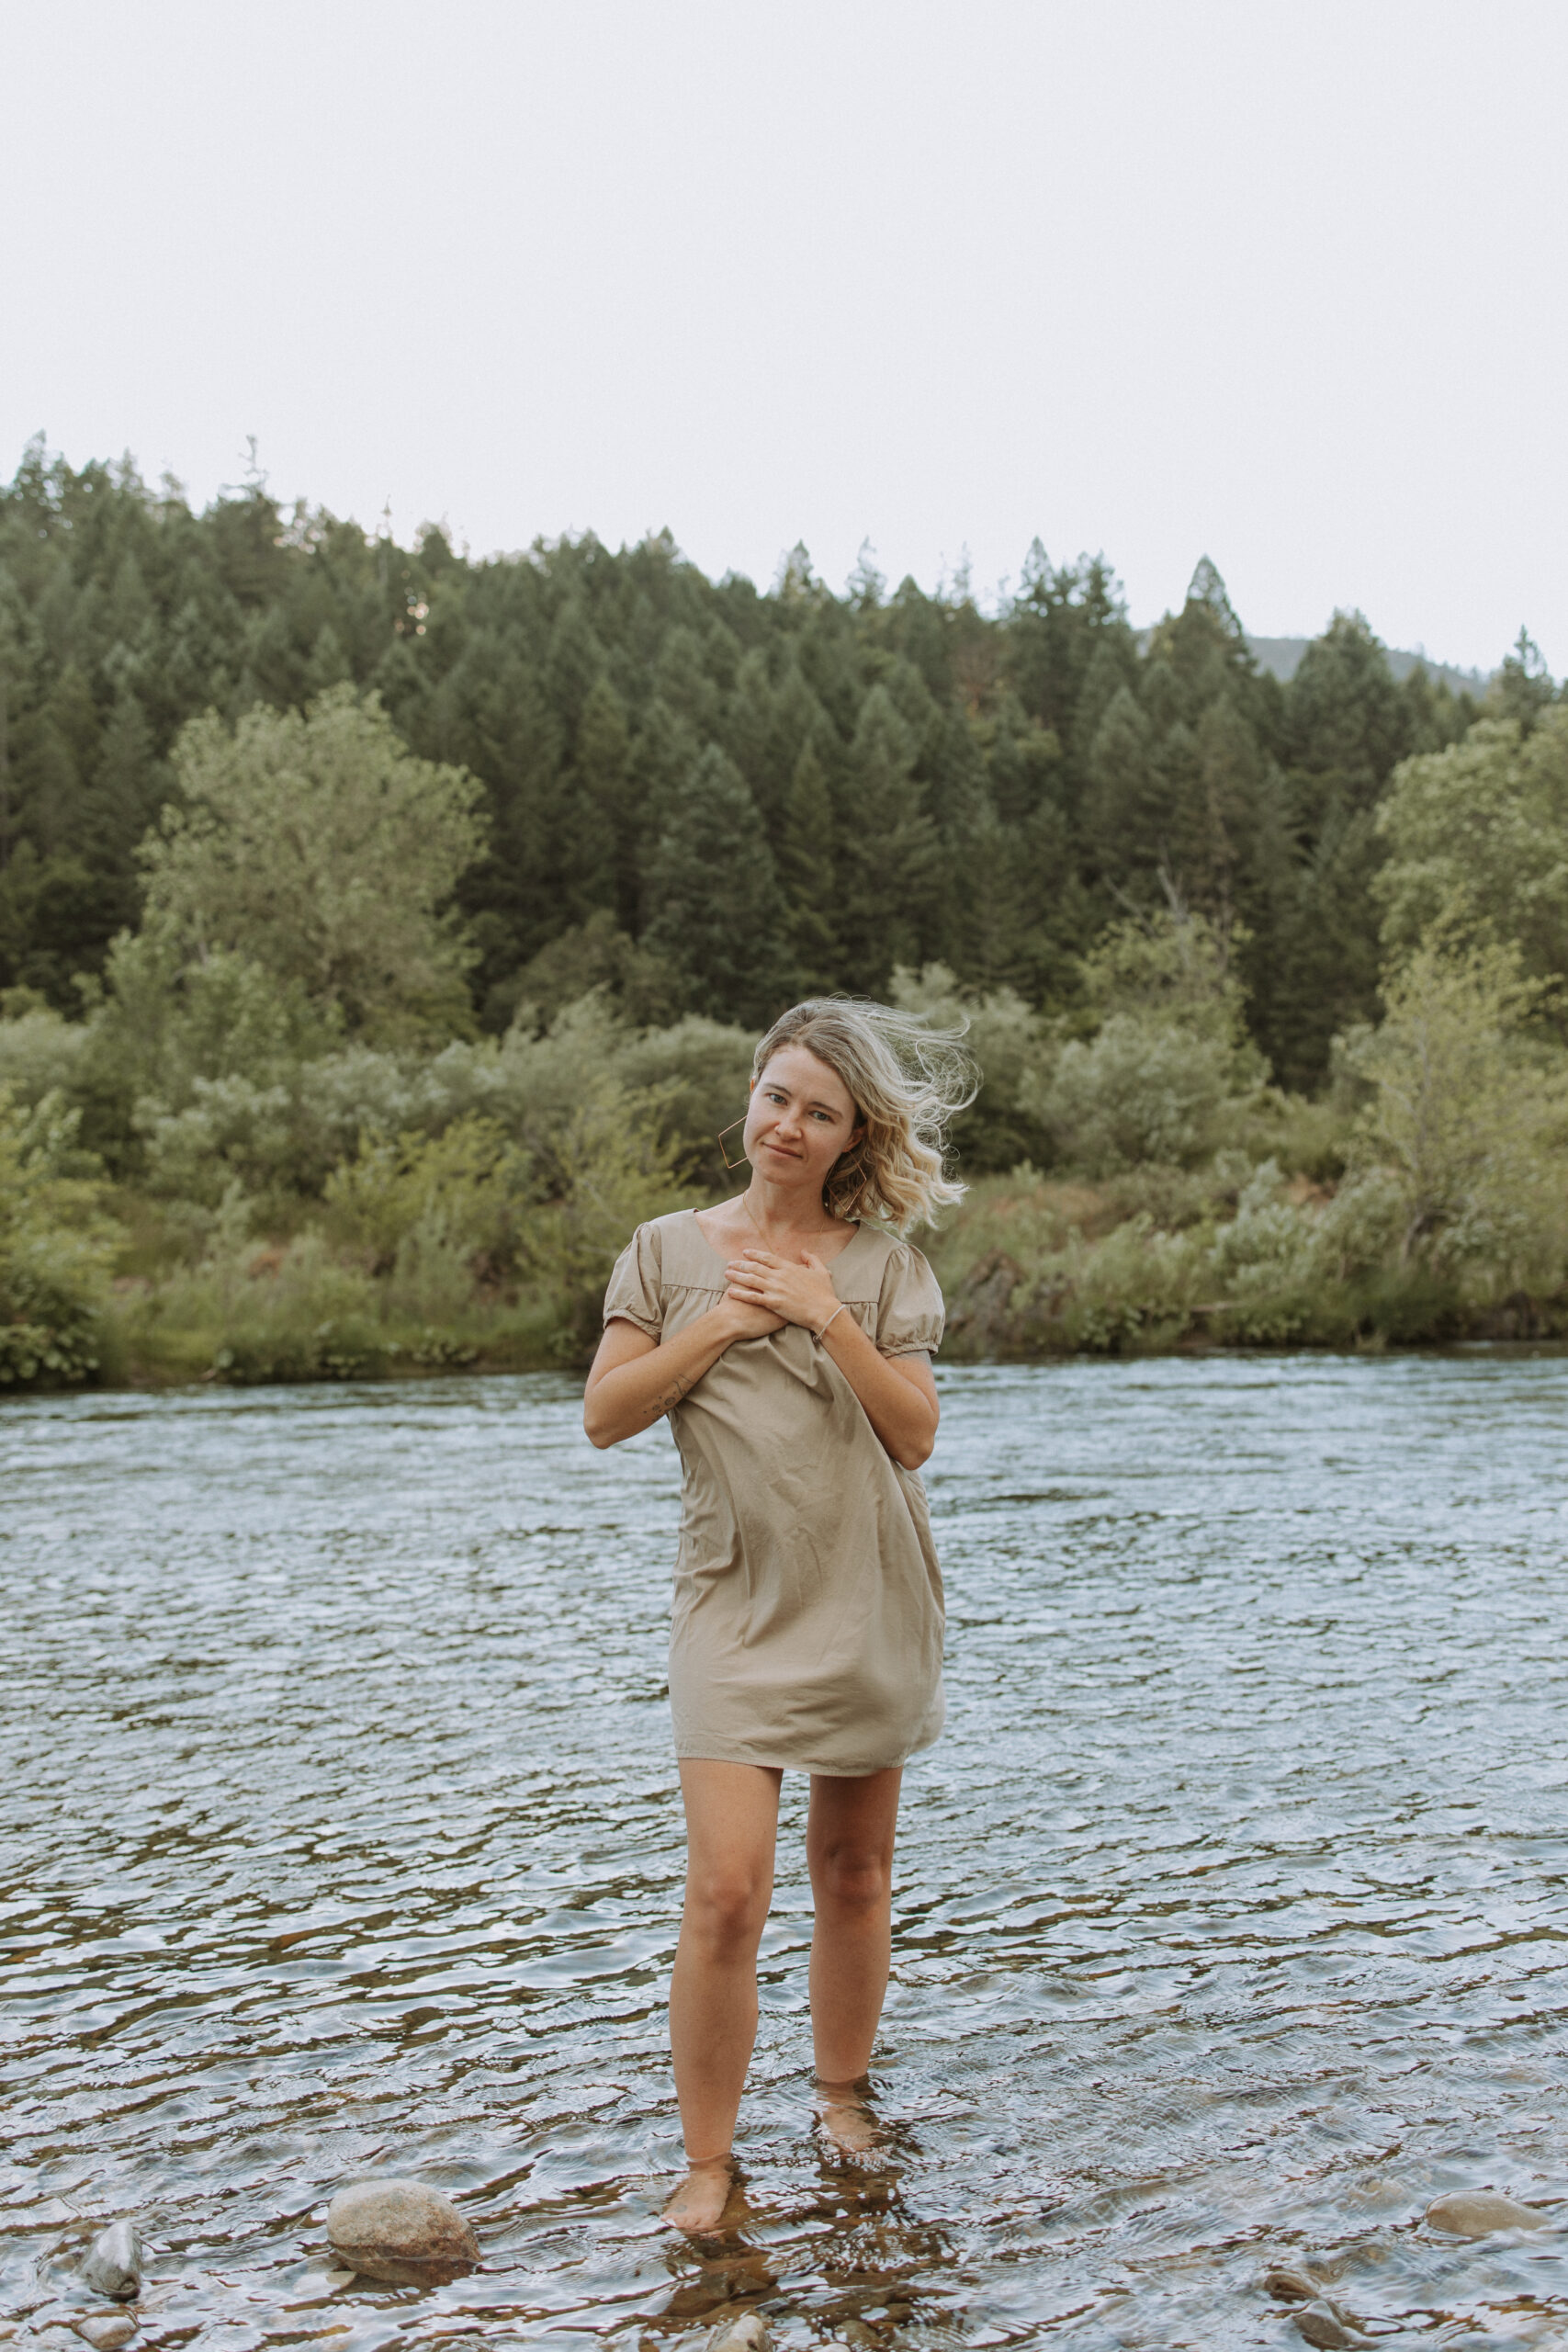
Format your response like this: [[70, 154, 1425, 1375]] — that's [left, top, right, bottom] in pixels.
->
[[1427, 2191, 1546, 2237], [79, 2222, 141, 2301], [1265, 2266, 1326, 2303], [73, 2320, 138, 2349], [1292, 2302, 1365, 2349], [325, 2179, 479, 2286], [705, 2316, 771, 2352]]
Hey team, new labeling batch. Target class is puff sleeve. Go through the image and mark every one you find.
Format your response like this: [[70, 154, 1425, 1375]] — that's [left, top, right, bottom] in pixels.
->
[[874, 1240, 945, 1359], [603, 1221, 665, 1339]]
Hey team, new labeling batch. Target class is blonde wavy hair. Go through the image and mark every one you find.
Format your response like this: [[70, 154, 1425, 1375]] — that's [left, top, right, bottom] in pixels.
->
[[750, 997, 978, 1233]]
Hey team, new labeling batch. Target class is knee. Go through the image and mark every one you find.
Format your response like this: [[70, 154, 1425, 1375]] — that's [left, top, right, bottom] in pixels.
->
[[683, 1867, 770, 1957], [811, 1843, 892, 1916]]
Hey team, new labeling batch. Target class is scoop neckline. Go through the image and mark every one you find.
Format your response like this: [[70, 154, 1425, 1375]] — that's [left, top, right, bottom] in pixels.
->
[[687, 1204, 866, 1273]]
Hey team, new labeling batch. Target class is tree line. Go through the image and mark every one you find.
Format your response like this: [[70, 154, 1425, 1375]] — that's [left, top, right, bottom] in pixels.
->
[[6, 436, 1554, 1098]]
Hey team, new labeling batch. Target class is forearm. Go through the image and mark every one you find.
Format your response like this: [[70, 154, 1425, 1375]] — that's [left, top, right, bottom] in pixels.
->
[[584, 1306, 736, 1446], [819, 1315, 938, 1469]]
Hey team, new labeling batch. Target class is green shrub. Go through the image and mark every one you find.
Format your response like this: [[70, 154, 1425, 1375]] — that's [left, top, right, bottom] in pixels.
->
[[520, 1085, 700, 1358], [323, 1114, 531, 1276], [0, 1089, 117, 1386], [0, 993, 90, 1109], [1025, 1014, 1241, 1173]]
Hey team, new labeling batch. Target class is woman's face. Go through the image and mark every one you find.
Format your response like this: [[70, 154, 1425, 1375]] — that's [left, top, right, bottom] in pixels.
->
[[744, 1045, 863, 1199]]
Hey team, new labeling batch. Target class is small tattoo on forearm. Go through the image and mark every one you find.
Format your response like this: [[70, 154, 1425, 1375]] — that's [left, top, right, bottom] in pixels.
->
[[655, 1373, 693, 1417]]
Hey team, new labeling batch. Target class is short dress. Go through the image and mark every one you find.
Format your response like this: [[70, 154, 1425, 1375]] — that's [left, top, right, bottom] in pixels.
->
[[603, 1208, 947, 1776]]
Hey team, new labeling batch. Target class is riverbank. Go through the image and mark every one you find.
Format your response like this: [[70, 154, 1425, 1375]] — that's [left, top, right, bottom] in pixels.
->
[[15, 1165, 1559, 1395]]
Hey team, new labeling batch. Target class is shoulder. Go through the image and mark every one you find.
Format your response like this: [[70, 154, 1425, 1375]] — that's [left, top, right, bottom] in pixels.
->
[[619, 1211, 698, 1268], [632, 1209, 724, 1290], [877, 1235, 942, 1295], [645, 1209, 698, 1235], [871, 1233, 946, 1354]]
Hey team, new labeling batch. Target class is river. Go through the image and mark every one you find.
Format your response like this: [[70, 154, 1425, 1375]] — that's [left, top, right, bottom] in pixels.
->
[[3, 1356, 1566, 2349]]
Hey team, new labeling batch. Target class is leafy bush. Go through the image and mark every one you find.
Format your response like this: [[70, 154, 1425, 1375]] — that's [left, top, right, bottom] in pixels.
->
[[323, 1115, 531, 1275], [1376, 707, 1568, 995], [0, 1089, 117, 1385], [1048, 1214, 1202, 1350], [1027, 1014, 1240, 1173], [1203, 1161, 1318, 1340], [890, 964, 1050, 1170], [1338, 935, 1568, 1287], [521, 1085, 701, 1358], [0, 992, 90, 1108]]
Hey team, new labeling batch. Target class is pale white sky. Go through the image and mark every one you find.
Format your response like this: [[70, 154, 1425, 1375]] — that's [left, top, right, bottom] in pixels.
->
[[6, 1, 1564, 673]]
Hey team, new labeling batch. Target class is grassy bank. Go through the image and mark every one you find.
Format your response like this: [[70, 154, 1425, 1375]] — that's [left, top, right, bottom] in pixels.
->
[[926, 1171, 1568, 1359], [61, 1164, 1567, 1396]]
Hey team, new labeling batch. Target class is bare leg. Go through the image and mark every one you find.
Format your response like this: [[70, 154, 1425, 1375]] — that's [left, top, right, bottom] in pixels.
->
[[806, 1768, 901, 2154], [663, 1759, 782, 2232]]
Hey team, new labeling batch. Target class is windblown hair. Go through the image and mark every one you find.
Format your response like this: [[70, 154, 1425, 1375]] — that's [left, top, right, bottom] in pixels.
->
[[751, 997, 979, 1233]]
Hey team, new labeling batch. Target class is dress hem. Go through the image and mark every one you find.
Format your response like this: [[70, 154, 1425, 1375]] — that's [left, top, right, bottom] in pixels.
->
[[672, 1736, 939, 1777]]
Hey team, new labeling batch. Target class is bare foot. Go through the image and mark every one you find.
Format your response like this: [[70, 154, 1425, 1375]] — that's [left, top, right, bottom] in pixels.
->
[[660, 2155, 734, 2234], [815, 2080, 886, 2161]]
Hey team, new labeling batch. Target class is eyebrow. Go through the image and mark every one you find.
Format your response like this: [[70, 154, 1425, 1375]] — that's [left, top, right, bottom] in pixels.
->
[[767, 1082, 846, 1114]]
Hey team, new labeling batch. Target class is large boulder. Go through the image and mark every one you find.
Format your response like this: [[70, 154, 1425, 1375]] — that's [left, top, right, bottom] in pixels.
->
[[325, 2179, 480, 2287]]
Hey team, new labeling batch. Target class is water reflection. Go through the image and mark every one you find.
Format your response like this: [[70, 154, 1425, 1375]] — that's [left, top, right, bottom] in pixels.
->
[[2, 1357, 1566, 2347]]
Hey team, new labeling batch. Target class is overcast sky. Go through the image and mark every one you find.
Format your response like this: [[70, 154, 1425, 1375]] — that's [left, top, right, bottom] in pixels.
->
[[6, 1, 1564, 673]]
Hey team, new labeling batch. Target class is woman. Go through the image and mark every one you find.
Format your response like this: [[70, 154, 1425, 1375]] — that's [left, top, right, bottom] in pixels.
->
[[583, 996, 975, 2234]]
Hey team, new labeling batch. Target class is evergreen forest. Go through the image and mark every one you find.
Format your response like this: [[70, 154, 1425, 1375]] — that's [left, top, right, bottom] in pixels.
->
[[3, 439, 1566, 1386]]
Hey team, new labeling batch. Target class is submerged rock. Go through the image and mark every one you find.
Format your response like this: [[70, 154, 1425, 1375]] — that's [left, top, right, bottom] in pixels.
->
[[1292, 2301, 1366, 2349], [72, 2320, 138, 2350], [325, 2179, 479, 2287], [1427, 2191, 1546, 2237], [705, 2315, 771, 2352], [1265, 2266, 1326, 2303], [80, 2222, 141, 2301]]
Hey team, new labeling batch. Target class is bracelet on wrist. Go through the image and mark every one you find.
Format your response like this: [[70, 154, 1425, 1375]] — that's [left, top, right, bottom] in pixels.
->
[[816, 1303, 848, 1344]]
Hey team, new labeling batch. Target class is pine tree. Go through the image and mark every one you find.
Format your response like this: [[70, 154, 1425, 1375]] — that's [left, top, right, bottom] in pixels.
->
[[778, 745, 840, 991], [574, 675, 633, 929], [835, 685, 940, 993], [644, 746, 792, 1027]]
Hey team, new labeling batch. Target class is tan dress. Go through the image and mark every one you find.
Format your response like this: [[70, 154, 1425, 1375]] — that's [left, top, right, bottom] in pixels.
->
[[603, 1209, 947, 1776]]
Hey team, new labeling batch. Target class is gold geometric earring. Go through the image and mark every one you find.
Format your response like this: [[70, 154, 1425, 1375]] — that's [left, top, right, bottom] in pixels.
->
[[717, 1116, 750, 1172]]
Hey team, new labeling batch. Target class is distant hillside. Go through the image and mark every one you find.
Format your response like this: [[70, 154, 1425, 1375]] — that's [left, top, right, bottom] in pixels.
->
[[1246, 636, 1491, 697]]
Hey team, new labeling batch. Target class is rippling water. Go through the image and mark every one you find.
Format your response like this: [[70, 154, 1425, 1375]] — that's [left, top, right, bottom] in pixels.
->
[[4, 1356, 1567, 2350]]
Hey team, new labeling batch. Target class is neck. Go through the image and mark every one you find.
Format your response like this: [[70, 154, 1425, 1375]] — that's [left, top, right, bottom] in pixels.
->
[[745, 1174, 833, 1238]]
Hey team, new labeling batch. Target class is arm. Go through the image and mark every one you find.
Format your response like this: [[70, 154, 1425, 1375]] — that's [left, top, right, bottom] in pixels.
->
[[724, 1248, 940, 1471], [582, 1296, 782, 1448]]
